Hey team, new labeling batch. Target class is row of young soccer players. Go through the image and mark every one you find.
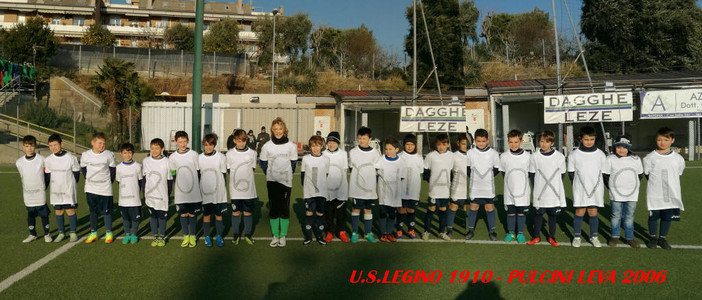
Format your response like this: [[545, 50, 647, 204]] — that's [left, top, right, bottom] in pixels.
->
[[16, 119, 684, 249]]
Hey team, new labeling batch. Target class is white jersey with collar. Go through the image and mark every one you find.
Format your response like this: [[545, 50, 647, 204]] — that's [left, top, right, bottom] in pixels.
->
[[16, 154, 46, 207]]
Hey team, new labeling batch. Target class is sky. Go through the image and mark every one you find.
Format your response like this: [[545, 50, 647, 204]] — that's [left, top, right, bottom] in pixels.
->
[[114, 0, 702, 56]]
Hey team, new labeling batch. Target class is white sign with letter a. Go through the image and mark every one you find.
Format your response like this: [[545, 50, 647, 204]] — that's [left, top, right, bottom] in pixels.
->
[[640, 89, 702, 119]]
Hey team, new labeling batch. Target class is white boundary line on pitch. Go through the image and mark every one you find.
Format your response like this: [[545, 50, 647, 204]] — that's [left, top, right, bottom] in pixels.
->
[[137, 235, 702, 249], [0, 236, 86, 293]]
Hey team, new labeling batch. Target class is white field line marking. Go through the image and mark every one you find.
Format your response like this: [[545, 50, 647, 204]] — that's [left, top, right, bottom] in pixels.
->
[[137, 235, 702, 249], [0, 236, 87, 293]]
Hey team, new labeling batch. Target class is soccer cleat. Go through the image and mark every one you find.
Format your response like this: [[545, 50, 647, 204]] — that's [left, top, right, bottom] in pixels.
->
[[278, 236, 287, 247], [387, 234, 397, 242], [22, 235, 37, 243], [396, 231, 403, 239], [465, 230, 474, 241], [657, 238, 672, 250], [181, 235, 190, 248], [339, 231, 350, 243], [130, 235, 138, 244], [325, 232, 333, 243], [365, 233, 378, 243], [44, 234, 52, 243], [422, 231, 430, 240], [407, 230, 417, 239], [439, 232, 451, 241], [204, 236, 213, 247], [516, 233, 526, 244], [625, 239, 638, 248], [527, 237, 540, 245], [572, 237, 581, 248], [607, 238, 619, 247], [646, 237, 658, 249], [244, 236, 255, 245], [488, 232, 498, 241], [316, 237, 327, 246], [122, 234, 131, 245], [188, 235, 197, 248], [216, 235, 224, 247], [54, 233, 65, 243], [151, 238, 159, 247], [380, 235, 388, 242], [233, 236, 241, 245], [350, 232, 359, 243], [105, 233, 114, 244], [548, 237, 560, 247], [590, 237, 602, 248], [504, 233, 515, 242], [69, 233, 78, 242], [86, 233, 98, 244], [157, 238, 166, 247], [269, 236, 279, 247], [303, 238, 312, 245]]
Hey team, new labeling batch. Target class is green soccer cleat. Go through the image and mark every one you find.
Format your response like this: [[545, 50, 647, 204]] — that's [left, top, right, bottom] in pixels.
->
[[69, 233, 78, 242], [181, 235, 190, 248], [516, 233, 526, 244], [151, 238, 159, 247], [85, 233, 98, 244], [351, 232, 359, 243], [504, 233, 515, 242], [245, 236, 255, 245], [188, 235, 197, 248], [122, 234, 131, 245], [130, 235, 138, 244], [157, 237, 166, 247], [232, 235, 240, 245], [365, 233, 378, 243], [54, 233, 65, 243]]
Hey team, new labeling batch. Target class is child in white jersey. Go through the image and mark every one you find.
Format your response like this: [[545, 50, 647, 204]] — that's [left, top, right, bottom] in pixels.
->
[[323, 131, 350, 243], [422, 134, 453, 240], [643, 127, 685, 250], [603, 135, 643, 248], [500, 129, 531, 244], [527, 130, 566, 247], [44, 134, 81, 243], [396, 134, 423, 239], [376, 138, 404, 242], [199, 134, 228, 248], [81, 132, 117, 244], [301, 135, 330, 245], [16, 135, 52, 243], [260, 118, 298, 248], [349, 127, 381, 243], [169, 130, 202, 248], [445, 135, 468, 239], [143, 138, 172, 247], [568, 126, 608, 248], [465, 129, 501, 241], [116, 143, 143, 244], [227, 129, 257, 246]]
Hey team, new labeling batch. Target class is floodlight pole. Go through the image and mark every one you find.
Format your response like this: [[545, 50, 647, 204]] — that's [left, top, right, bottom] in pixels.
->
[[192, 0, 204, 152], [271, 8, 279, 94]]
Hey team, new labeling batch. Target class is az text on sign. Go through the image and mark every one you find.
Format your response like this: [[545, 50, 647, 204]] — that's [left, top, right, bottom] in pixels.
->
[[543, 92, 633, 124], [400, 106, 466, 132], [640, 89, 702, 119]]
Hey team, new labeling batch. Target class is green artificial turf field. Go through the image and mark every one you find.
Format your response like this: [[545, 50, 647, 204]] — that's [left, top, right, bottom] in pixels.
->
[[0, 163, 700, 299]]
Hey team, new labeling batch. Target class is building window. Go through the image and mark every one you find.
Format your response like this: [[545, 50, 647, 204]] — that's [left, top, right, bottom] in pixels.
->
[[160, 17, 168, 27], [73, 16, 85, 26], [109, 16, 120, 26], [131, 18, 139, 27], [243, 25, 251, 32], [131, 38, 138, 47], [52, 16, 61, 25], [179, 19, 189, 26]]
